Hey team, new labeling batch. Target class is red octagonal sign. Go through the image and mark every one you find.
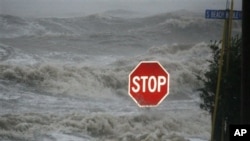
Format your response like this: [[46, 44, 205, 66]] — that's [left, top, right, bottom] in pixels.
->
[[128, 61, 170, 107]]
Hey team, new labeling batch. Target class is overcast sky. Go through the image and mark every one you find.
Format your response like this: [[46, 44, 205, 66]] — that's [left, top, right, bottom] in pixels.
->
[[0, 0, 242, 17]]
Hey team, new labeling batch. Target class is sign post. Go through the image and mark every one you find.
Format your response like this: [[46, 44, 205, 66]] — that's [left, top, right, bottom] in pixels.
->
[[206, 0, 242, 141], [128, 61, 170, 107]]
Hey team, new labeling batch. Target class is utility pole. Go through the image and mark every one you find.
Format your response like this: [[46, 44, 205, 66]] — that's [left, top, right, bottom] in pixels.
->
[[241, 0, 250, 124], [205, 1, 243, 140], [212, 0, 234, 140]]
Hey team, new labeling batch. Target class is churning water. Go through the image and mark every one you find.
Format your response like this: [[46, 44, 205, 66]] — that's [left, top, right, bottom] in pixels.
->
[[0, 10, 241, 141]]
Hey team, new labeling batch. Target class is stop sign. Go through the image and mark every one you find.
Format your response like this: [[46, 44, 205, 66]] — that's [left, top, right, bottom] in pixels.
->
[[128, 61, 170, 107]]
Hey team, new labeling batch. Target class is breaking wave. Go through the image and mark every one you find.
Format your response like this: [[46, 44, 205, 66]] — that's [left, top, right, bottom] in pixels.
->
[[0, 10, 233, 141], [0, 11, 241, 42], [0, 42, 211, 100]]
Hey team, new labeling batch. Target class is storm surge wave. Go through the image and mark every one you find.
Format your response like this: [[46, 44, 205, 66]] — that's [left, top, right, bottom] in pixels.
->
[[0, 43, 212, 140], [0, 11, 241, 42], [0, 43, 210, 99], [0, 10, 238, 141]]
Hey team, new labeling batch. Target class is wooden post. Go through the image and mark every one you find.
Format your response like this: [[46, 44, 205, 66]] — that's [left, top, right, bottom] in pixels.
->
[[211, 0, 237, 140], [226, 0, 234, 72]]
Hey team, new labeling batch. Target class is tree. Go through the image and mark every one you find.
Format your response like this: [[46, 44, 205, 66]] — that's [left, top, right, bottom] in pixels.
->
[[197, 35, 241, 140]]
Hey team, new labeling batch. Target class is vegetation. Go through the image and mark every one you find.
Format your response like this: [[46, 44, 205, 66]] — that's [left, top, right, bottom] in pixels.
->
[[197, 35, 241, 140]]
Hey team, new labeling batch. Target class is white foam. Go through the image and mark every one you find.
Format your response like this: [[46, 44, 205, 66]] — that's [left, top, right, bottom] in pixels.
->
[[0, 13, 216, 140], [0, 110, 210, 141]]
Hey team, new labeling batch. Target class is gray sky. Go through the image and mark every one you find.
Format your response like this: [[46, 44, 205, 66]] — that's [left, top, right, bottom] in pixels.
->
[[0, 0, 242, 17]]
